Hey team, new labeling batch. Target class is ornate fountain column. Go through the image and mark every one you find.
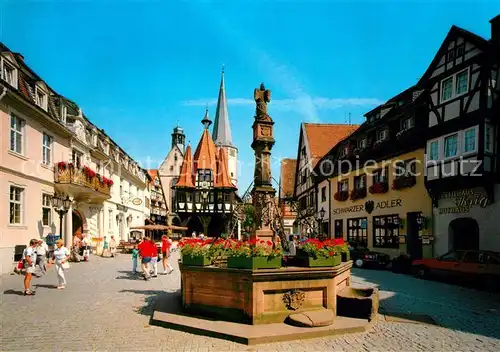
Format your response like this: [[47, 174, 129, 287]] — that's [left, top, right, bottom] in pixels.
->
[[251, 83, 276, 241]]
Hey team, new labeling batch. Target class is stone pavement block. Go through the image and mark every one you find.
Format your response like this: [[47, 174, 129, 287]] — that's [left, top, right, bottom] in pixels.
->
[[1, 254, 500, 351]]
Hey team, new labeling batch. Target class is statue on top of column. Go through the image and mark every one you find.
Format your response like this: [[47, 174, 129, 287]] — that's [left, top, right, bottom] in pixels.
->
[[254, 83, 272, 121]]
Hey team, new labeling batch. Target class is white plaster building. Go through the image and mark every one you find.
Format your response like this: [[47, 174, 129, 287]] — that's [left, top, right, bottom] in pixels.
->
[[0, 42, 150, 273]]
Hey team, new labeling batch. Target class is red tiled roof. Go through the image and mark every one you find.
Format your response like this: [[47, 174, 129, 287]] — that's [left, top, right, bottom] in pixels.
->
[[147, 169, 158, 185], [176, 146, 195, 188], [215, 148, 236, 189], [304, 123, 359, 166], [193, 129, 217, 174], [280, 158, 296, 199]]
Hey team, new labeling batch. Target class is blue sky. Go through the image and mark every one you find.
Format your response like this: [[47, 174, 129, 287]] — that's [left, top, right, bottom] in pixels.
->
[[1, 1, 498, 193]]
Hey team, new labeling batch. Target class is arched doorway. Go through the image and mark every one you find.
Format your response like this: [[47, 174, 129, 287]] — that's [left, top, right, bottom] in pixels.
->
[[208, 215, 225, 237], [72, 210, 84, 240], [448, 218, 479, 251], [186, 216, 203, 237]]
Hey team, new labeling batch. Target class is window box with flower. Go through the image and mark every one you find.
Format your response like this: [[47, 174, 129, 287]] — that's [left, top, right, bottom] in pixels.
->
[[296, 239, 343, 267], [392, 175, 416, 190], [226, 239, 283, 269], [350, 187, 367, 200], [369, 182, 389, 194], [334, 190, 349, 201]]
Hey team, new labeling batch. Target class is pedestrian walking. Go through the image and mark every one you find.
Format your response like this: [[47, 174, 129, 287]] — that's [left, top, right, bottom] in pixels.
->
[[109, 235, 117, 257], [138, 237, 153, 280], [35, 239, 48, 276], [102, 236, 109, 257], [22, 239, 38, 296], [161, 235, 173, 274], [81, 235, 91, 261], [149, 238, 158, 278], [51, 239, 70, 289], [131, 242, 139, 274]]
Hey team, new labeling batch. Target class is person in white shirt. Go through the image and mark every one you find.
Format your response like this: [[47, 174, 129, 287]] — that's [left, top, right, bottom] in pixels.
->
[[50, 239, 70, 289], [81, 235, 91, 261], [35, 239, 48, 276], [22, 239, 38, 296]]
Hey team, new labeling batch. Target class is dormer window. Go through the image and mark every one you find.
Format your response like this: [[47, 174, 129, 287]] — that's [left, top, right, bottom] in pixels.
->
[[401, 117, 414, 131], [441, 68, 469, 103], [35, 86, 48, 110], [1, 57, 18, 88], [60, 104, 67, 123], [358, 139, 367, 150], [340, 146, 348, 157], [377, 130, 388, 142]]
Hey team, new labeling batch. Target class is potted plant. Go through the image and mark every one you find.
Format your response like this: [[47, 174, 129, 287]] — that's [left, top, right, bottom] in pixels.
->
[[178, 238, 212, 266], [296, 239, 342, 267], [226, 239, 282, 269]]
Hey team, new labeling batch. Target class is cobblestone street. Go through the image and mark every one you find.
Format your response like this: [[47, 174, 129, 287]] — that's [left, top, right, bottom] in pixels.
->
[[2, 253, 500, 351]]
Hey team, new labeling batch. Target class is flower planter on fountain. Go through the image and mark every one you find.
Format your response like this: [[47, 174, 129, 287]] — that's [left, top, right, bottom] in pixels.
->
[[227, 256, 282, 269], [296, 238, 346, 267], [178, 238, 214, 266], [226, 239, 282, 269], [182, 254, 211, 266]]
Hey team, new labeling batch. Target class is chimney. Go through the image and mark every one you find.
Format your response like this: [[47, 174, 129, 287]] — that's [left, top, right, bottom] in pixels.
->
[[490, 14, 500, 43]]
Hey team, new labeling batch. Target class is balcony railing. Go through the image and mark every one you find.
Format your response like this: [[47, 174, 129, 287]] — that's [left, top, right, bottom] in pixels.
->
[[54, 162, 112, 196]]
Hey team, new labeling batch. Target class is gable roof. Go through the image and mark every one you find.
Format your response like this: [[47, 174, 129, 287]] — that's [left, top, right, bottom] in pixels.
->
[[280, 158, 296, 199], [193, 128, 218, 173], [418, 25, 489, 85], [303, 123, 359, 166]]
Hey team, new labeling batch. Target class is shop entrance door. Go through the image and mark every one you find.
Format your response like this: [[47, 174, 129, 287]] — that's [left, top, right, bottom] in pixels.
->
[[449, 218, 479, 251], [406, 212, 423, 260]]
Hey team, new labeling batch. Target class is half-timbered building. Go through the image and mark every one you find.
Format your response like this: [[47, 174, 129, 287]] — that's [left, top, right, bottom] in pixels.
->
[[421, 16, 500, 255], [172, 109, 237, 237], [315, 87, 433, 260], [293, 123, 358, 237]]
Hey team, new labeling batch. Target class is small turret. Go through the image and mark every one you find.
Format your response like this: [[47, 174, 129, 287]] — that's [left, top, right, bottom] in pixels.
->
[[171, 124, 185, 153]]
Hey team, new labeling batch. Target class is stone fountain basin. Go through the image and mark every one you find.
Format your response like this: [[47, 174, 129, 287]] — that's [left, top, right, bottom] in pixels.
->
[[180, 261, 352, 325]]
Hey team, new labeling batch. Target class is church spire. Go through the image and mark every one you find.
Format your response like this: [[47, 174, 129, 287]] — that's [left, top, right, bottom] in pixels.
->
[[212, 66, 233, 146]]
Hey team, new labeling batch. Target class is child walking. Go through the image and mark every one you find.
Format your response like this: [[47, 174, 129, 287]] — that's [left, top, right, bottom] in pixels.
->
[[131, 243, 139, 274]]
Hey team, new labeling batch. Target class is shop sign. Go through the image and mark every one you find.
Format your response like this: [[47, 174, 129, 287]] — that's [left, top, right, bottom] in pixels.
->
[[132, 197, 142, 206], [438, 189, 490, 214], [117, 204, 128, 212], [331, 199, 402, 215]]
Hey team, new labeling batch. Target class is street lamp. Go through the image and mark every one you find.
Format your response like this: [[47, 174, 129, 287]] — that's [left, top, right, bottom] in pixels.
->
[[317, 207, 326, 239], [51, 194, 72, 241]]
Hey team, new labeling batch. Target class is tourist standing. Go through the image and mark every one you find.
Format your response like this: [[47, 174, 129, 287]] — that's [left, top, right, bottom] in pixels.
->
[[191, 231, 196, 238], [149, 238, 159, 278], [138, 237, 153, 280], [22, 239, 38, 296], [161, 235, 173, 274], [35, 239, 48, 276], [109, 235, 117, 257], [51, 239, 70, 289], [81, 235, 91, 261], [131, 241, 139, 274]]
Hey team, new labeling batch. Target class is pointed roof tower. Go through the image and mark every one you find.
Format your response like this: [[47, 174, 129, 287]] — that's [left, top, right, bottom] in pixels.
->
[[215, 148, 236, 189], [175, 145, 195, 188], [194, 109, 218, 173], [212, 66, 233, 147]]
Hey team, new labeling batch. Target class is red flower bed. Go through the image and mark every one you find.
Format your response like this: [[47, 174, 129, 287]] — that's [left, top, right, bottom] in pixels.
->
[[82, 166, 96, 178], [57, 161, 74, 170], [299, 238, 346, 258]]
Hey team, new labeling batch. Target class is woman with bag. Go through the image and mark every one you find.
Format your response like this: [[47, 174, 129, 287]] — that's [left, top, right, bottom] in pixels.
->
[[51, 239, 70, 289]]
